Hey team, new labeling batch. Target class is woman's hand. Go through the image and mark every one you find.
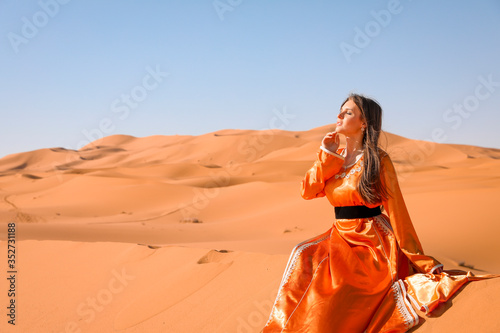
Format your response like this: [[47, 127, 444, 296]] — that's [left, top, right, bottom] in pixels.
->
[[321, 131, 340, 153]]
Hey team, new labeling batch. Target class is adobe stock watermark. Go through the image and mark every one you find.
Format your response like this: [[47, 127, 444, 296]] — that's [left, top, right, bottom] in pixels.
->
[[213, 0, 243, 21], [7, 0, 72, 54], [213, 278, 280, 332], [236, 290, 276, 333], [48, 64, 168, 181], [234, 289, 276, 333], [393, 74, 499, 181], [57, 267, 135, 333], [76, 65, 169, 150], [339, 0, 408, 63], [442, 74, 498, 130], [179, 107, 296, 220]]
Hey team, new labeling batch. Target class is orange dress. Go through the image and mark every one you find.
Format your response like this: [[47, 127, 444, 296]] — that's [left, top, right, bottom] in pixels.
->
[[263, 147, 498, 332]]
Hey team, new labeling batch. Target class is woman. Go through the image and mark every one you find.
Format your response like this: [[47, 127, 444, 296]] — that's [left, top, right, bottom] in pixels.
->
[[263, 94, 496, 332]]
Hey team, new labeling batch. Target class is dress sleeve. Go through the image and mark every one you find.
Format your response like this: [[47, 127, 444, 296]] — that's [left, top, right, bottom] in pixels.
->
[[300, 147, 345, 200], [380, 153, 443, 274]]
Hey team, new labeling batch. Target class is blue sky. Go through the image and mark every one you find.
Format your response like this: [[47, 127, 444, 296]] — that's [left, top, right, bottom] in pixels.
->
[[1, 0, 499, 158]]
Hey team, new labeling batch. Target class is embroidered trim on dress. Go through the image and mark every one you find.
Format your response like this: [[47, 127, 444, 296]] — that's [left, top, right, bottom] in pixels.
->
[[282, 256, 329, 331], [280, 234, 330, 287], [429, 264, 444, 274], [373, 215, 398, 283], [372, 218, 394, 284], [373, 214, 393, 236], [264, 233, 331, 328], [335, 161, 363, 179], [392, 280, 419, 329], [320, 145, 344, 159], [406, 292, 428, 313]]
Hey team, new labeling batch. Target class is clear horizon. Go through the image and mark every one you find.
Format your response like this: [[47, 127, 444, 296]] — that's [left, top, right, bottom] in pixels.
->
[[1, 1, 499, 158]]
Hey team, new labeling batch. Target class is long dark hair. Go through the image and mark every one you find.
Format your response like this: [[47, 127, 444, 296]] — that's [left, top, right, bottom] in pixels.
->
[[341, 94, 387, 204]]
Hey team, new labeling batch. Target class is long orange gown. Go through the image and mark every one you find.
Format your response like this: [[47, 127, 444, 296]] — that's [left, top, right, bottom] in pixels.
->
[[263, 147, 498, 332]]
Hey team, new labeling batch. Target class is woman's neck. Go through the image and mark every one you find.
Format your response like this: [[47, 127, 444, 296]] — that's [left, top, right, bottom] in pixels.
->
[[344, 135, 363, 155]]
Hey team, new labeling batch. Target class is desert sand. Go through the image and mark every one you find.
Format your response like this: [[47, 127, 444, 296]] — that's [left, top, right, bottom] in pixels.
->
[[0, 125, 499, 332]]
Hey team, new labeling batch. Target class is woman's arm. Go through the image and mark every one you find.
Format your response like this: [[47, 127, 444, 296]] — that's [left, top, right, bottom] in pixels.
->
[[300, 147, 345, 200], [380, 153, 443, 273]]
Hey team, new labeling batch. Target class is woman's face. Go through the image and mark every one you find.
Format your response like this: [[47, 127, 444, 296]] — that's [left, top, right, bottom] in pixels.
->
[[336, 99, 365, 136]]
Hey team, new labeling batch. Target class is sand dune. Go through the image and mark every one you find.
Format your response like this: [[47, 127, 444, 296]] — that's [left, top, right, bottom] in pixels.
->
[[1, 125, 499, 332]]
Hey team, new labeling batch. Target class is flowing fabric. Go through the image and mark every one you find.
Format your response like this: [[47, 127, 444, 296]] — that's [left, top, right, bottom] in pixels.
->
[[263, 148, 498, 332]]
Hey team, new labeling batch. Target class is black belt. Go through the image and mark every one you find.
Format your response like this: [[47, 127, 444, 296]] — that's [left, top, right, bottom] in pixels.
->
[[334, 205, 381, 219]]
